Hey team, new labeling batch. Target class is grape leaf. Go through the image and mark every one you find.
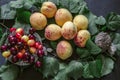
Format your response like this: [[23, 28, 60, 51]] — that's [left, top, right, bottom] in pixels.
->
[[69, 0, 82, 13], [82, 63, 94, 79], [0, 30, 9, 46], [50, 41, 58, 50], [59, 0, 70, 9], [76, 47, 90, 58], [86, 12, 99, 35], [53, 69, 69, 80], [106, 12, 120, 31], [0, 4, 16, 19], [95, 16, 106, 25], [110, 33, 120, 55], [86, 39, 102, 55], [16, 8, 31, 24], [66, 61, 84, 80], [101, 56, 114, 76], [0, 65, 19, 80], [0, 65, 9, 74], [9, 0, 24, 9], [48, 0, 59, 5], [89, 59, 102, 78], [42, 56, 59, 78]]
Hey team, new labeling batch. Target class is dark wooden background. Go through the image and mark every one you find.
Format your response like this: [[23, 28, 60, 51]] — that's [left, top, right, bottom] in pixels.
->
[[0, 0, 120, 80]]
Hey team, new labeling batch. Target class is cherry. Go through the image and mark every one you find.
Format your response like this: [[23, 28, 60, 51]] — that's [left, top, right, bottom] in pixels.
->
[[8, 35, 15, 41], [21, 35, 29, 42], [17, 52, 23, 59], [35, 42, 41, 48], [29, 28, 36, 34], [12, 55, 19, 63], [35, 61, 41, 68], [10, 27, 16, 32], [2, 51, 11, 58], [29, 56, 35, 63], [38, 45, 43, 50], [10, 47, 17, 55], [16, 33, 22, 39], [0, 45, 8, 51], [17, 42, 24, 50], [27, 39, 35, 47], [29, 47, 36, 54], [29, 34, 35, 40], [22, 52, 30, 61], [16, 28, 24, 35], [37, 50, 44, 57], [9, 37, 17, 44]]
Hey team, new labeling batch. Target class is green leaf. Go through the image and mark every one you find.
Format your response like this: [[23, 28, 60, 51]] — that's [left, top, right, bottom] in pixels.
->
[[59, 0, 69, 8], [110, 33, 120, 55], [82, 63, 94, 79], [86, 39, 102, 55], [66, 61, 84, 80], [86, 12, 99, 35], [106, 12, 120, 31], [42, 56, 59, 78], [9, 0, 24, 8], [16, 8, 31, 24], [50, 41, 58, 49], [89, 59, 102, 78], [0, 65, 19, 80], [69, 0, 81, 13], [95, 16, 106, 25], [48, 0, 59, 5], [53, 69, 69, 80], [0, 30, 9, 46], [76, 47, 90, 58], [101, 56, 114, 76], [0, 4, 16, 19], [0, 65, 9, 74]]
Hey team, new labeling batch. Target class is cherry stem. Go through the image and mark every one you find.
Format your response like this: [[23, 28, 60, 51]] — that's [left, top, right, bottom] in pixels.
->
[[0, 23, 9, 30]]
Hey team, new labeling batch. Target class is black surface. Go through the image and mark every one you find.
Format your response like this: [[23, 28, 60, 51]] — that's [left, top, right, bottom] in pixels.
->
[[0, 0, 120, 80]]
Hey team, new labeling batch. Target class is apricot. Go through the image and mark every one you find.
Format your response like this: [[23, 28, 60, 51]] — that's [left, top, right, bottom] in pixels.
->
[[41, 1, 57, 18], [61, 21, 77, 40], [56, 40, 73, 60], [73, 15, 88, 31], [45, 24, 61, 41], [74, 30, 90, 47], [30, 12, 47, 30], [55, 8, 72, 26]]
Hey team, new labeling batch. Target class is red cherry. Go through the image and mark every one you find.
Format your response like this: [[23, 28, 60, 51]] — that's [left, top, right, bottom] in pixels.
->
[[38, 45, 43, 50], [22, 52, 30, 61], [10, 27, 16, 32], [16, 33, 22, 39], [0, 45, 8, 51], [29, 34, 35, 40], [12, 55, 19, 63], [35, 42, 41, 48], [17, 52, 23, 59], [29, 56, 35, 63], [35, 61, 41, 68], [29, 28, 36, 34], [16, 28, 24, 35], [37, 50, 44, 57]]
